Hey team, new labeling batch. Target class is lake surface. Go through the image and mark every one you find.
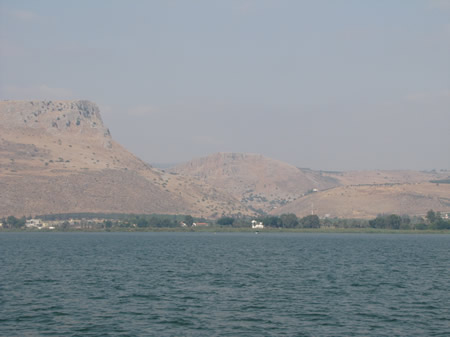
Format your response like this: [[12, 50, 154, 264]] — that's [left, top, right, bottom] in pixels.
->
[[0, 233, 449, 336]]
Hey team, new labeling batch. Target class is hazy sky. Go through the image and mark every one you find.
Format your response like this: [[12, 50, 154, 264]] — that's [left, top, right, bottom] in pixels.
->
[[1, 0, 449, 170]]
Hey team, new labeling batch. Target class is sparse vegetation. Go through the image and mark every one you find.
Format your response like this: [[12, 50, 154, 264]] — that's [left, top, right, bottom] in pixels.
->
[[217, 216, 235, 226], [2, 211, 448, 232], [1, 101, 448, 220], [1, 216, 26, 228], [430, 179, 450, 184]]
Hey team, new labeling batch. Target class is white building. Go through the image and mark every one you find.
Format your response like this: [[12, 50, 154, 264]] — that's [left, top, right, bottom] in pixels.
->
[[26, 219, 42, 228], [251, 220, 264, 229], [192, 222, 208, 227]]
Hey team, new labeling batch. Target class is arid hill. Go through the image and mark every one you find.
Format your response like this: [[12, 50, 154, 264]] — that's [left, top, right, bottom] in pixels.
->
[[272, 182, 450, 219], [321, 169, 447, 186], [2, 100, 448, 219], [171, 153, 449, 217], [171, 153, 340, 213], [0, 100, 249, 218]]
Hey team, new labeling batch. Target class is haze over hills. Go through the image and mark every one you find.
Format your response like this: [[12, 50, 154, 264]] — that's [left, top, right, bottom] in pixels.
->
[[0, 100, 249, 218], [273, 183, 450, 219], [1, 100, 449, 220], [171, 153, 340, 213], [320, 169, 448, 186], [172, 153, 450, 218]]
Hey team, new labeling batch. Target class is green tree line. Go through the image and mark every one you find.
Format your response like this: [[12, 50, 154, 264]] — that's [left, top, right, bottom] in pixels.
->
[[215, 214, 321, 228], [0, 216, 26, 229], [215, 210, 450, 230], [2, 210, 449, 230]]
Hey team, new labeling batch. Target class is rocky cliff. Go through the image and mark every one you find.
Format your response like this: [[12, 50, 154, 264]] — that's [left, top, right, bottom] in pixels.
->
[[0, 100, 249, 218], [2, 100, 448, 219]]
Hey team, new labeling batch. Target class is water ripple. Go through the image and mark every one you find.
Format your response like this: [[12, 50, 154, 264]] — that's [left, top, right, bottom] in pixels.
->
[[0, 233, 449, 336]]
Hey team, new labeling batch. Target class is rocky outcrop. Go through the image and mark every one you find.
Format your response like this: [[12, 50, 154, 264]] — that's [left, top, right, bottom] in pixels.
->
[[2, 100, 447, 219], [0, 100, 249, 218], [0, 100, 112, 148], [1, 100, 105, 131]]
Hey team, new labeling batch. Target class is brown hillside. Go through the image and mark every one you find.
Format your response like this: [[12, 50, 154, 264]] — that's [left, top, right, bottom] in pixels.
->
[[171, 153, 449, 218], [272, 183, 450, 219], [0, 100, 249, 218], [171, 153, 340, 213], [322, 169, 448, 186]]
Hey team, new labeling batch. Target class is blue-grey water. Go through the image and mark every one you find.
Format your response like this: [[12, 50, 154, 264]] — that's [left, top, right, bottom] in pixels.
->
[[0, 233, 449, 336]]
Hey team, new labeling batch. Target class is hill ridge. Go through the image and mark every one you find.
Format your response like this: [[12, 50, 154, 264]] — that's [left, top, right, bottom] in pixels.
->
[[0, 100, 250, 218]]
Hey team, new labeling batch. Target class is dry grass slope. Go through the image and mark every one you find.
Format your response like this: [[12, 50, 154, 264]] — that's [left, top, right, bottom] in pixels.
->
[[273, 183, 450, 219], [172, 153, 449, 218], [0, 100, 249, 218], [2, 100, 447, 219], [172, 152, 340, 213]]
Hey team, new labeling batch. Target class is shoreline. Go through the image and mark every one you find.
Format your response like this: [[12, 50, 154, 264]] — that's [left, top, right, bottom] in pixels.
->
[[1, 227, 449, 234]]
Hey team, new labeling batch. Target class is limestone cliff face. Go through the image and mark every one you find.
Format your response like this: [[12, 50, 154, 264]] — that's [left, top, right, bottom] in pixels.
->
[[0, 100, 249, 218], [0, 100, 137, 172], [0, 100, 112, 148], [4, 100, 444, 219], [1, 100, 103, 129]]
